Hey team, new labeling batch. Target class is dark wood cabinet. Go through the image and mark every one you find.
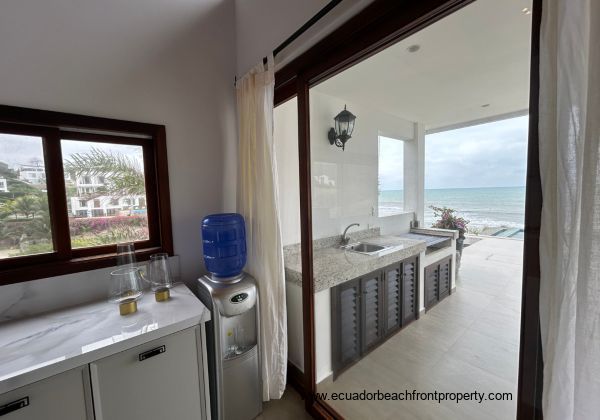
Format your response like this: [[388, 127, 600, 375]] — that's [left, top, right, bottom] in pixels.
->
[[424, 263, 439, 310], [360, 273, 384, 353], [401, 256, 419, 326], [438, 257, 451, 299], [382, 264, 402, 337], [332, 256, 420, 377], [331, 278, 361, 374], [424, 256, 452, 310]]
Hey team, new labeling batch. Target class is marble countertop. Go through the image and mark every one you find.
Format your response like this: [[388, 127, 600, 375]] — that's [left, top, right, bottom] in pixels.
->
[[285, 234, 427, 292], [0, 284, 210, 394]]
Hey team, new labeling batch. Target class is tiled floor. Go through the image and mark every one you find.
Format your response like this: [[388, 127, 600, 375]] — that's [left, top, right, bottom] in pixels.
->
[[318, 237, 524, 420]]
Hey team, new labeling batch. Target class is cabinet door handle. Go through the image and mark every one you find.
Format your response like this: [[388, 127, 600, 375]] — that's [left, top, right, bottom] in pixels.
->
[[0, 397, 29, 416], [139, 345, 166, 361]]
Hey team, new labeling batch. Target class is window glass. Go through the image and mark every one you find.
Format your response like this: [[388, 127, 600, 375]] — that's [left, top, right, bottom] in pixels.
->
[[0, 133, 53, 259], [378, 136, 404, 216], [61, 140, 149, 248]]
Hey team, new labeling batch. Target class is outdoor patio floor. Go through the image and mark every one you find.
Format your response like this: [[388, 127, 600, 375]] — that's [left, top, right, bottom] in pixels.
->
[[318, 236, 524, 420]]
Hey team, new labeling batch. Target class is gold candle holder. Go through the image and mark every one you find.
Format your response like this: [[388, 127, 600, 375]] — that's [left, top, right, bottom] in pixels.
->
[[155, 287, 170, 302], [119, 298, 138, 315]]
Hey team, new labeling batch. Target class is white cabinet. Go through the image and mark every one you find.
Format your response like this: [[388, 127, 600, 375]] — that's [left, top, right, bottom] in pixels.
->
[[90, 326, 206, 420], [0, 367, 92, 420]]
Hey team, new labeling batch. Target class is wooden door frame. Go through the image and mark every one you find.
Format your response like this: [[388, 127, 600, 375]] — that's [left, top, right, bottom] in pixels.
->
[[275, 0, 543, 418]]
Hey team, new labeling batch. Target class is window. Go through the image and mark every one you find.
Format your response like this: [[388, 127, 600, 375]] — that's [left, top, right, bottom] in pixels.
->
[[378, 136, 405, 216], [0, 133, 53, 259], [64, 139, 151, 248], [0, 105, 173, 285]]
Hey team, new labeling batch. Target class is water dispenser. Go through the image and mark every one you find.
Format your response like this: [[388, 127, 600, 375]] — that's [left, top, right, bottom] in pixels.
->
[[196, 214, 262, 420]]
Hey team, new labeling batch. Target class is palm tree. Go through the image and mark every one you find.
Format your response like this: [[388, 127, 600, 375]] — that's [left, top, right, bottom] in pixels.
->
[[30, 195, 52, 238], [14, 195, 37, 219], [64, 148, 145, 197]]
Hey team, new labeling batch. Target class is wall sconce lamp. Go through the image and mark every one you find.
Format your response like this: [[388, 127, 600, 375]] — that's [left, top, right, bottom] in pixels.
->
[[328, 105, 356, 151]]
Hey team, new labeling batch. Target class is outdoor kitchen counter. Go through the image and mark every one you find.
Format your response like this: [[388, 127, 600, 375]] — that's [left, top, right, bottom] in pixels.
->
[[284, 234, 426, 292]]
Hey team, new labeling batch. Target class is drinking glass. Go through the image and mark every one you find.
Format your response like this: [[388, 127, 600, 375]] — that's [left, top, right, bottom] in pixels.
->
[[116, 242, 137, 267], [109, 267, 144, 315], [148, 253, 173, 302]]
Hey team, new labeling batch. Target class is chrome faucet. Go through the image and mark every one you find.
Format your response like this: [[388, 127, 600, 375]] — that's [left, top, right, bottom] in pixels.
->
[[341, 223, 360, 245]]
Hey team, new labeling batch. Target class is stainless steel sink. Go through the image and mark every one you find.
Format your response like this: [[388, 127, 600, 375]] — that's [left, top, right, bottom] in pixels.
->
[[341, 242, 390, 255]]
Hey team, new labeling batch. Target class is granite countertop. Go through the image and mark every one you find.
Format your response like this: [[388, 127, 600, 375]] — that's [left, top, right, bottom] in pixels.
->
[[0, 284, 210, 394], [285, 234, 427, 292], [410, 227, 459, 239]]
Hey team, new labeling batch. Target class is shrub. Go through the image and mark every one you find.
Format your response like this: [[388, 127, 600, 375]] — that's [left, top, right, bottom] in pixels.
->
[[430, 205, 470, 237], [69, 216, 148, 236]]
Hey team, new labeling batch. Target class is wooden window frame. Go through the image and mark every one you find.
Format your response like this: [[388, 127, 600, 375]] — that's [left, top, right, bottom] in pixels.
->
[[0, 105, 173, 285]]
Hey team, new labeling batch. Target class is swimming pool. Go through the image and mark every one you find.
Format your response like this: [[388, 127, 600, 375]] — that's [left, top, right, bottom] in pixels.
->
[[492, 227, 524, 239]]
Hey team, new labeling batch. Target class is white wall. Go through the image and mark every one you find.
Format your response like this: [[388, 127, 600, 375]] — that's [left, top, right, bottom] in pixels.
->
[[0, 257, 180, 322], [286, 283, 332, 384], [235, 0, 374, 76], [235, 0, 330, 76], [310, 90, 415, 240], [274, 90, 417, 246], [0, 0, 236, 289]]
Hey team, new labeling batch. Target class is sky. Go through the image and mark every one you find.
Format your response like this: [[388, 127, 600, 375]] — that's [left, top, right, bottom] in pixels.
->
[[0, 135, 144, 170], [379, 115, 529, 191]]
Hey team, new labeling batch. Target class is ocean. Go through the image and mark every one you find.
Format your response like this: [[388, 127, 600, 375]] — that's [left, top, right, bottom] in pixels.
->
[[379, 186, 526, 232]]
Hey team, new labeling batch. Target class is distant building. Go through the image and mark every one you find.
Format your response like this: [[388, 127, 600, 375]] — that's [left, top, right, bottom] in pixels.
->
[[0, 177, 8, 193], [18, 164, 46, 185], [68, 175, 146, 217]]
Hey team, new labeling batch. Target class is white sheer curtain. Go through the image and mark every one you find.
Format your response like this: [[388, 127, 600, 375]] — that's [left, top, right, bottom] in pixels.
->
[[236, 55, 287, 400], [539, 1, 600, 419]]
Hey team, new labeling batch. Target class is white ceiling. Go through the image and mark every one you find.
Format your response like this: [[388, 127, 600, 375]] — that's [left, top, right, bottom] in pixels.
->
[[313, 0, 533, 131]]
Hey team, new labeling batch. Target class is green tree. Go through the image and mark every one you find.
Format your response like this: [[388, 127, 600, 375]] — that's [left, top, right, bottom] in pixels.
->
[[0, 200, 18, 220], [14, 195, 37, 219], [64, 148, 145, 197], [30, 195, 52, 238]]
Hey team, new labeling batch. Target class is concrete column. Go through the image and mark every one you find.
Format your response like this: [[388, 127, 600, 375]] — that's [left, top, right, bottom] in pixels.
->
[[404, 122, 426, 225], [415, 123, 426, 225]]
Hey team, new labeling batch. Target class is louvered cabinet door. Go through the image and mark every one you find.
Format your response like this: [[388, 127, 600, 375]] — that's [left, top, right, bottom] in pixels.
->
[[424, 263, 439, 310], [402, 257, 418, 326], [383, 264, 402, 337], [438, 256, 452, 299], [331, 278, 362, 376], [360, 273, 384, 353]]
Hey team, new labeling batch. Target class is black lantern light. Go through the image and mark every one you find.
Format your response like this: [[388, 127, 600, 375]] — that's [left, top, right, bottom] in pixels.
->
[[328, 105, 356, 151]]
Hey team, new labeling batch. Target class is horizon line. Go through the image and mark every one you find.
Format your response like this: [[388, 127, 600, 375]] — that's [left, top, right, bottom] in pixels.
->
[[380, 185, 526, 191]]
